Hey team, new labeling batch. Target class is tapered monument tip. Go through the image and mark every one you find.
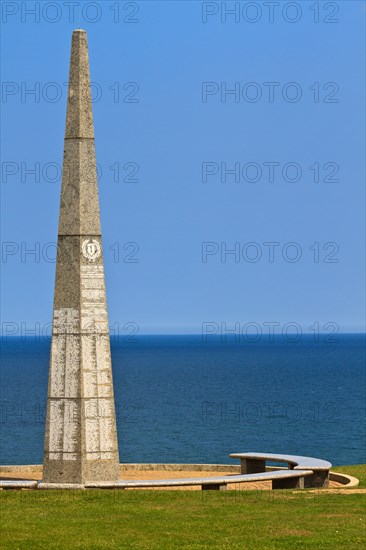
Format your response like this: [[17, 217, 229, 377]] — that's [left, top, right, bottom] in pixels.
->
[[73, 28, 86, 33]]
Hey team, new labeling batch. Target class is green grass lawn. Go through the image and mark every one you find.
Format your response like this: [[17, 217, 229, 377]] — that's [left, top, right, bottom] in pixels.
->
[[1, 466, 365, 549]]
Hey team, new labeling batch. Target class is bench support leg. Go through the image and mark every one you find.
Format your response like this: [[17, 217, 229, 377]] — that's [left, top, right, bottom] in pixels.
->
[[240, 458, 265, 474], [272, 476, 304, 490], [304, 471, 329, 488], [201, 484, 227, 491]]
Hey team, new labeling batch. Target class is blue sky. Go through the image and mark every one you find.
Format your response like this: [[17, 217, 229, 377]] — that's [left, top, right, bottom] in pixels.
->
[[1, 1, 365, 335]]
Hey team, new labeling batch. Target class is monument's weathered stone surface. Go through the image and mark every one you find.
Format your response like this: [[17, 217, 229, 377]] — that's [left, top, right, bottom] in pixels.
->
[[43, 30, 120, 484]]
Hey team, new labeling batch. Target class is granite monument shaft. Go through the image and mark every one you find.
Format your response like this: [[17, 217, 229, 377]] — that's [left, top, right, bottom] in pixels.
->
[[43, 29, 119, 484]]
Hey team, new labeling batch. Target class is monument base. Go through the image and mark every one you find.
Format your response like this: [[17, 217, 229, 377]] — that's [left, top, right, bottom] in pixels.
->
[[42, 458, 120, 485]]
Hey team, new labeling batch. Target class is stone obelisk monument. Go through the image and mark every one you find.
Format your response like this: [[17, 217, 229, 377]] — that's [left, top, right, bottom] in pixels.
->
[[43, 30, 119, 484]]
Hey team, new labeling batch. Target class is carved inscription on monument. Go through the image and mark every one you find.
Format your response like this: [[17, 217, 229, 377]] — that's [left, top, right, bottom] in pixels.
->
[[81, 264, 108, 333]]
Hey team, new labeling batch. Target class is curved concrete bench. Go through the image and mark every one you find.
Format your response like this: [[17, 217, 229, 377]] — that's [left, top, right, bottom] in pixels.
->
[[230, 452, 332, 488], [0, 480, 38, 490], [84, 469, 313, 491], [0, 470, 314, 491], [0, 453, 332, 490]]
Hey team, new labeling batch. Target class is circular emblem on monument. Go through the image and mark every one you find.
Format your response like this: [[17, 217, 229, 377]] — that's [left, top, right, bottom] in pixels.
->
[[82, 239, 101, 261]]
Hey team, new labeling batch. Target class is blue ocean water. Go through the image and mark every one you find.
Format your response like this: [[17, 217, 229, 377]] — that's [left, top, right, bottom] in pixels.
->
[[0, 335, 365, 467]]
